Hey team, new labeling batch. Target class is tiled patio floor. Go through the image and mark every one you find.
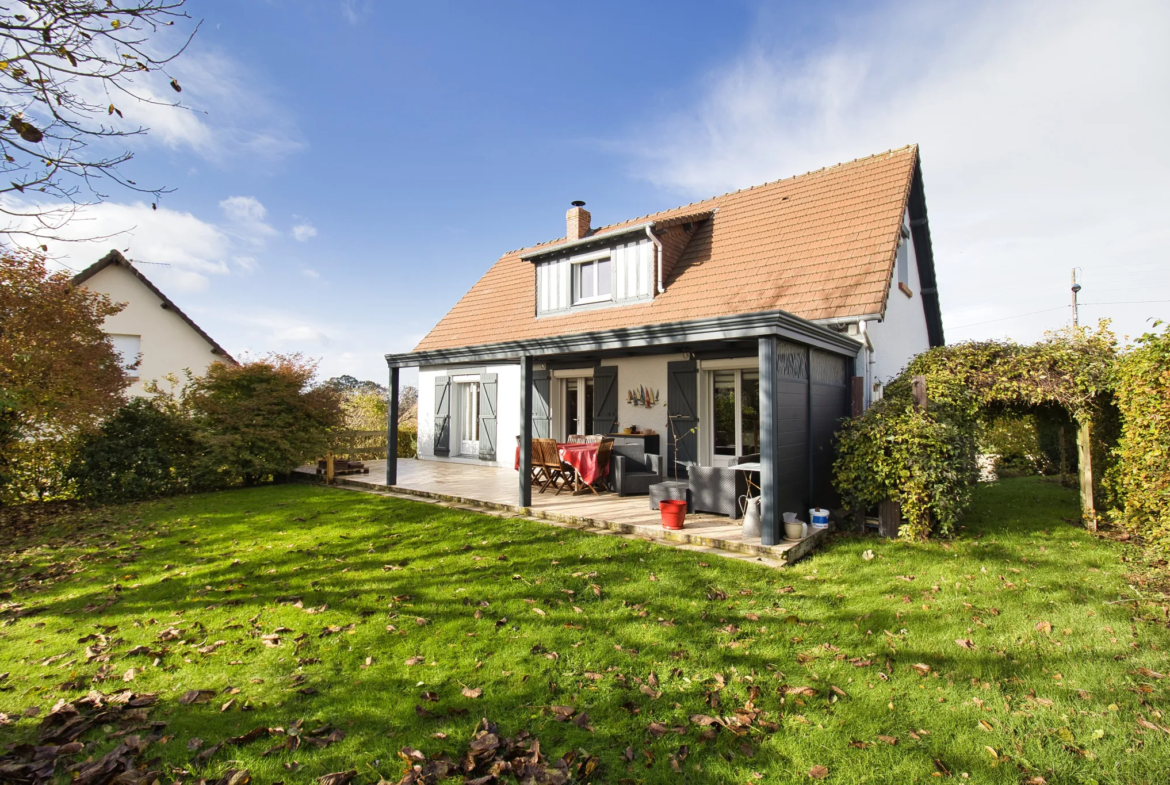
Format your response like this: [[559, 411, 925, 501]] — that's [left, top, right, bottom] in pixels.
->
[[296, 458, 829, 566]]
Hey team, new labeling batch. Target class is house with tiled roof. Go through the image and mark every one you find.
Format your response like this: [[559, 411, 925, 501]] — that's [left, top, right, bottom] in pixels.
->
[[384, 145, 943, 545], [74, 250, 236, 396]]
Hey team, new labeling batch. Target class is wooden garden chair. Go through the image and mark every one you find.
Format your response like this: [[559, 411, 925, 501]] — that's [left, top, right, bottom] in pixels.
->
[[582, 438, 614, 495]]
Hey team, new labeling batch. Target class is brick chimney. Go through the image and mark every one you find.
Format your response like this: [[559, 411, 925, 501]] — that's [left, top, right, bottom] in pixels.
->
[[566, 200, 591, 241]]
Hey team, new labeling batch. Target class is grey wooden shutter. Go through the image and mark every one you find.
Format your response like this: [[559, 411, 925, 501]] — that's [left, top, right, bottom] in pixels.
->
[[666, 360, 699, 473], [532, 369, 552, 438], [477, 373, 498, 460], [433, 375, 451, 457], [593, 366, 618, 436]]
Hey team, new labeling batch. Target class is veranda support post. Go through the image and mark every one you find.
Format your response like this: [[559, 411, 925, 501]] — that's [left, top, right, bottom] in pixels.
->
[[519, 355, 533, 509], [758, 336, 780, 546], [385, 365, 399, 486], [1076, 416, 1096, 532]]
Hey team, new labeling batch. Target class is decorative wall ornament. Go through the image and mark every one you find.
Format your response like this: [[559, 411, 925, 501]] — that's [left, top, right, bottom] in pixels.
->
[[626, 385, 660, 409]]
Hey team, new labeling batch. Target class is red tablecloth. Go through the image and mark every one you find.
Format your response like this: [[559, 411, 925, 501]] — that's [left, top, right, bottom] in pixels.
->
[[515, 442, 609, 486]]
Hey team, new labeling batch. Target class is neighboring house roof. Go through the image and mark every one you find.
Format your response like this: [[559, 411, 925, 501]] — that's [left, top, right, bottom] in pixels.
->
[[412, 144, 943, 355], [72, 250, 237, 364]]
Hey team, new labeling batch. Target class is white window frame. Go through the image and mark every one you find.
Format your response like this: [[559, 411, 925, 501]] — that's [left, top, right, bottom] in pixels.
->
[[698, 359, 760, 467], [109, 334, 141, 379], [570, 249, 612, 306]]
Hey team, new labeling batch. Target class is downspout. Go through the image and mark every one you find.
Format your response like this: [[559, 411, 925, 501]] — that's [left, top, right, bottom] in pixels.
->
[[858, 319, 876, 407], [645, 223, 665, 294]]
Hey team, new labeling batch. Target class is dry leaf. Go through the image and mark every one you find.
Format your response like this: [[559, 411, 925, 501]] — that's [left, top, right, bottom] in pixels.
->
[[461, 686, 483, 699], [1035, 620, 1052, 634], [955, 638, 976, 650], [809, 764, 829, 779]]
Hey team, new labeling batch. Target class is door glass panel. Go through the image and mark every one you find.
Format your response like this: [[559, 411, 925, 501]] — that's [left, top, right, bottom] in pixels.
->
[[584, 378, 595, 435], [565, 380, 579, 437], [713, 370, 736, 456], [741, 371, 760, 456], [460, 382, 480, 453]]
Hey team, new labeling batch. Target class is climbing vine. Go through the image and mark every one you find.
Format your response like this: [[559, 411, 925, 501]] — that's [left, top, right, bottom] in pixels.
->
[[834, 324, 1118, 540]]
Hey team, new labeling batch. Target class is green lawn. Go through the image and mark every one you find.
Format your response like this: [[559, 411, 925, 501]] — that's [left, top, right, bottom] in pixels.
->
[[1, 477, 1167, 784]]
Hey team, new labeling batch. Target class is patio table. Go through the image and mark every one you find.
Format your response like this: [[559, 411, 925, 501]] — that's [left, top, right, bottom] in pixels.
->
[[514, 442, 610, 493]]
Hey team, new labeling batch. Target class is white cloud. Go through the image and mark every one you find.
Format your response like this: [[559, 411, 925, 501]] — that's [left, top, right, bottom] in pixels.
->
[[219, 195, 278, 243], [292, 223, 318, 242], [5, 195, 281, 289], [629, 0, 1170, 344], [301, 268, 320, 279], [4, 198, 232, 291]]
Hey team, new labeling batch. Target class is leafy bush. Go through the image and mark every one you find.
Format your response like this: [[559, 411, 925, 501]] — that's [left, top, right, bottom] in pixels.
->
[[1108, 323, 1170, 550], [398, 426, 418, 458], [67, 398, 200, 503], [185, 355, 344, 486], [835, 386, 978, 539]]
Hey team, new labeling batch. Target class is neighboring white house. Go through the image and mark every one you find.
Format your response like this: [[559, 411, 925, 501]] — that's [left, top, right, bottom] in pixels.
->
[[386, 145, 945, 516], [73, 250, 235, 396]]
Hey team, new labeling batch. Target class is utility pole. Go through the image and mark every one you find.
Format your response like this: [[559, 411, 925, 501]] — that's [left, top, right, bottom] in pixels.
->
[[1070, 268, 1082, 327]]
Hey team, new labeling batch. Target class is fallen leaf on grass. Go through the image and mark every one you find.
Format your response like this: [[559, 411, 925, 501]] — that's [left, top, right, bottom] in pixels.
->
[[877, 735, 898, 745], [912, 663, 931, 676], [1035, 621, 1053, 634], [179, 689, 217, 705], [955, 638, 976, 650], [461, 687, 483, 699], [532, 608, 546, 616], [317, 770, 357, 785], [187, 738, 203, 751], [809, 764, 829, 779], [405, 656, 424, 666]]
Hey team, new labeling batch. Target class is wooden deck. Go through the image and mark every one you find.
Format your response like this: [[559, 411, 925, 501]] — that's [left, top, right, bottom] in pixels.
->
[[296, 458, 829, 566]]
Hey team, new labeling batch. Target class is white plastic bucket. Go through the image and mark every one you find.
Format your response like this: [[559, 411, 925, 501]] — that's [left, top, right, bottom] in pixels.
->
[[809, 508, 830, 529]]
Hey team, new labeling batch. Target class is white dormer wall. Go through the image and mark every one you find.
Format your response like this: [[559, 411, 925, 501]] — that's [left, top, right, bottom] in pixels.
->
[[535, 236, 655, 315]]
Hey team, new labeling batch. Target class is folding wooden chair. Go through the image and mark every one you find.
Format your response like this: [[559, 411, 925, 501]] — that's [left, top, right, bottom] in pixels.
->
[[536, 438, 569, 494], [566, 434, 587, 444]]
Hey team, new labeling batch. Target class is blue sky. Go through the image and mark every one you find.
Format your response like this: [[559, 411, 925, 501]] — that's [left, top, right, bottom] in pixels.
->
[[28, 0, 1170, 386]]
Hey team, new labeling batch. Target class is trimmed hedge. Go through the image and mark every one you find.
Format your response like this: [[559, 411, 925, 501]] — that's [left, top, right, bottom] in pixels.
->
[[1108, 323, 1170, 550]]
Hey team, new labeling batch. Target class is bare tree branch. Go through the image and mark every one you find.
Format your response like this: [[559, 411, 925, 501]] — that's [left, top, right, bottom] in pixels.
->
[[0, 1, 198, 243]]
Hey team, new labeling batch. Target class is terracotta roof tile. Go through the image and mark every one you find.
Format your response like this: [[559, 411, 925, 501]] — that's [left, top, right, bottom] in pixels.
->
[[413, 146, 919, 353]]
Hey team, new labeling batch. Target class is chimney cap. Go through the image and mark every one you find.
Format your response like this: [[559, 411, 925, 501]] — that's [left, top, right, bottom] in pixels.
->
[[570, 200, 586, 207]]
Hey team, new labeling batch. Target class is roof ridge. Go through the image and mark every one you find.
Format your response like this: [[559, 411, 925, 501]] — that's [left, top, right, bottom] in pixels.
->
[[501, 144, 918, 256]]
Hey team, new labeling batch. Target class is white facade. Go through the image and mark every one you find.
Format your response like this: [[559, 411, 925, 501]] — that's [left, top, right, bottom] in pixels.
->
[[842, 209, 933, 407], [418, 363, 522, 468], [78, 263, 230, 397]]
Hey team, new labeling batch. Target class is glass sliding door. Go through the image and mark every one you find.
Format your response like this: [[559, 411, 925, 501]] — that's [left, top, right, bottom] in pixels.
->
[[564, 380, 579, 438], [710, 368, 760, 465]]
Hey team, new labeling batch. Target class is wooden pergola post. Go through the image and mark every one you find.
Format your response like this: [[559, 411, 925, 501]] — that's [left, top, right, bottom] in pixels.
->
[[1076, 416, 1096, 532]]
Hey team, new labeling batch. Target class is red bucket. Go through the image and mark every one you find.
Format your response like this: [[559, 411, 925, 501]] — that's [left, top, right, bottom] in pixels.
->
[[660, 499, 687, 530]]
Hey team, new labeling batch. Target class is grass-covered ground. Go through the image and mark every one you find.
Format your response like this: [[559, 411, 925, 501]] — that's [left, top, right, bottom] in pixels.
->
[[1, 477, 1167, 784]]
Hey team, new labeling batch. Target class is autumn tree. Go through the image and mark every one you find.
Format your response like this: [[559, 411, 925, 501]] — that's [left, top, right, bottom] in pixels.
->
[[0, 249, 127, 501], [187, 355, 344, 486], [0, 1, 198, 240]]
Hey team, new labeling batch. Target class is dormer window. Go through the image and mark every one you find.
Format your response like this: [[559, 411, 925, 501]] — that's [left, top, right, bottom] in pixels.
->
[[571, 254, 611, 305]]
